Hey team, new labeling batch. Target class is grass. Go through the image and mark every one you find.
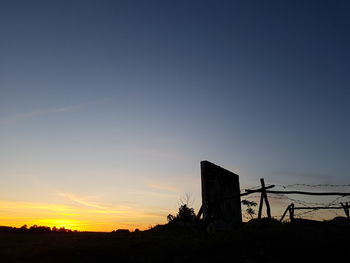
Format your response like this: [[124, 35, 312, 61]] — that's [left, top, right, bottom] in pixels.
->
[[1, 220, 349, 262]]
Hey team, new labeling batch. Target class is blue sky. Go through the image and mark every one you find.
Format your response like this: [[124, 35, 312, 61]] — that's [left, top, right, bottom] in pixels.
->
[[0, 0, 349, 230]]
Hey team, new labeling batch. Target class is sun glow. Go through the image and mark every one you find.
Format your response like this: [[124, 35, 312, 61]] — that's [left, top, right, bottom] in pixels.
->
[[33, 218, 82, 230], [0, 199, 166, 232]]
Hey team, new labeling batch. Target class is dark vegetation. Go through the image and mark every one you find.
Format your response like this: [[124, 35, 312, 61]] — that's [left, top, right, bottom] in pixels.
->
[[241, 199, 258, 219], [167, 204, 196, 224], [1, 219, 350, 262], [1, 201, 349, 263], [0, 224, 76, 233], [0, 199, 348, 262]]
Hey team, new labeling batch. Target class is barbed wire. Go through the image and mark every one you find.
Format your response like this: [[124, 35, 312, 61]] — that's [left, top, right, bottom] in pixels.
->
[[274, 183, 350, 189], [326, 196, 346, 206], [295, 209, 319, 218], [243, 195, 261, 199], [243, 190, 350, 203], [329, 210, 342, 218], [241, 191, 350, 221], [241, 185, 262, 193], [240, 182, 350, 221]]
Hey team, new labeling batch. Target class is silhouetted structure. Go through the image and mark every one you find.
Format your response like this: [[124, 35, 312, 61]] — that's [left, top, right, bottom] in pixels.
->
[[244, 180, 350, 221], [200, 161, 242, 226]]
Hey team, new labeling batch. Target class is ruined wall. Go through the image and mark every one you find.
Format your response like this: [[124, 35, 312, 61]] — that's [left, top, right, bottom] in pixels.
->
[[201, 160, 242, 225]]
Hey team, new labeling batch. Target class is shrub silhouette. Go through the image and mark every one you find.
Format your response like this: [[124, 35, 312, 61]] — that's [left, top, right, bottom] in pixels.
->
[[29, 225, 51, 233], [241, 199, 257, 219], [167, 204, 196, 224], [0, 225, 75, 233]]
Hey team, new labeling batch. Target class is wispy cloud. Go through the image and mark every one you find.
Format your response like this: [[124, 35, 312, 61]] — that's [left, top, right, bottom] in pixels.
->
[[129, 190, 178, 199], [0, 105, 83, 125], [59, 192, 107, 210], [123, 147, 193, 162], [57, 192, 144, 216], [0, 99, 109, 126], [147, 183, 179, 192], [0, 199, 166, 231]]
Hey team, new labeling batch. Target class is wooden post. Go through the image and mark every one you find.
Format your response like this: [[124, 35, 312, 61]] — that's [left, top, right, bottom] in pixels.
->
[[196, 205, 203, 220], [257, 178, 271, 219], [258, 185, 264, 219], [280, 203, 295, 222], [341, 202, 350, 219], [289, 203, 295, 222], [261, 179, 271, 218], [280, 204, 291, 222]]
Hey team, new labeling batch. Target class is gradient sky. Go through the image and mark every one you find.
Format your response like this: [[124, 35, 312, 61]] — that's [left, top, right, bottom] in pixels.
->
[[1, 0, 350, 231]]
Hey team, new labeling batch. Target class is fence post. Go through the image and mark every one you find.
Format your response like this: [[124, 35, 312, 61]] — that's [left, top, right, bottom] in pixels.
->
[[280, 204, 290, 222], [289, 203, 295, 222], [262, 179, 271, 218], [258, 183, 264, 219], [257, 178, 271, 219], [196, 205, 203, 220], [341, 202, 349, 219]]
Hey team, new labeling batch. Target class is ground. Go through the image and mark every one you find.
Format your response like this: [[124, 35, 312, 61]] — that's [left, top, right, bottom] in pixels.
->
[[0, 220, 349, 262]]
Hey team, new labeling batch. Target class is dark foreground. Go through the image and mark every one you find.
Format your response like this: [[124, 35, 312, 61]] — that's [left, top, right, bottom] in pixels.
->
[[1, 220, 349, 263]]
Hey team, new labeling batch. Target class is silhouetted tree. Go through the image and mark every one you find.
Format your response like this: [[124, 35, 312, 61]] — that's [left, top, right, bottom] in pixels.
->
[[2, 224, 75, 233], [167, 204, 196, 224], [58, 227, 67, 233], [178, 192, 194, 207], [178, 204, 196, 222], [241, 199, 257, 219], [29, 225, 51, 233], [167, 214, 175, 223]]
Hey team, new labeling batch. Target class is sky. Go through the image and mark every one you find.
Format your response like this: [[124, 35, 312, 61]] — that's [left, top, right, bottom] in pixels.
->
[[0, 0, 350, 231]]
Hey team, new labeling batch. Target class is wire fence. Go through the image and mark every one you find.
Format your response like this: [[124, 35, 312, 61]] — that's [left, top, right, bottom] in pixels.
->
[[241, 182, 350, 221]]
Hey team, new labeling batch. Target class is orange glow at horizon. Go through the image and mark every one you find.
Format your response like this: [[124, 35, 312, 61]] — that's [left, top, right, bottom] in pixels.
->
[[0, 200, 167, 232]]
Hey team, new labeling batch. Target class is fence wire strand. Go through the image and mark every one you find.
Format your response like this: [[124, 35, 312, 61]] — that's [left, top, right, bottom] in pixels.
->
[[242, 182, 350, 221]]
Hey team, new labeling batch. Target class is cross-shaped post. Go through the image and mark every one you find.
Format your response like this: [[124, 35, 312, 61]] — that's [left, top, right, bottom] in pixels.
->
[[257, 178, 271, 219]]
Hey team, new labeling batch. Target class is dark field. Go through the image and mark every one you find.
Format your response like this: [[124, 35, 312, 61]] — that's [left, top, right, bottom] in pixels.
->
[[1, 221, 349, 263]]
